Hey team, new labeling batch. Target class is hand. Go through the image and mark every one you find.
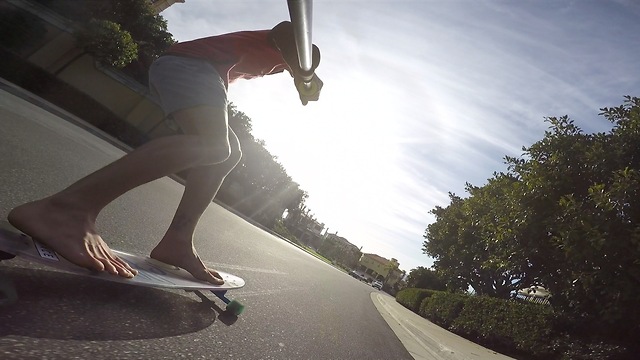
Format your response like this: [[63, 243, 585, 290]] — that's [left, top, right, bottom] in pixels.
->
[[295, 73, 323, 106]]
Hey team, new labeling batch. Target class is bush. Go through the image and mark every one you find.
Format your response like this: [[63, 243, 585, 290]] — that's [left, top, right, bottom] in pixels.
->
[[451, 296, 555, 357], [397, 289, 636, 359], [75, 19, 138, 69], [420, 291, 468, 328], [395, 288, 437, 312], [272, 219, 299, 244]]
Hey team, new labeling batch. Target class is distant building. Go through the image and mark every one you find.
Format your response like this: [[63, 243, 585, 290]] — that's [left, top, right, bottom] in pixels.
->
[[149, 0, 185, 14], [325, 233, 357, 249], [284, 209, 325, 249], [306, 219, 325, 236], [358, 254, 404, 287], [319, 233, 361, 269]]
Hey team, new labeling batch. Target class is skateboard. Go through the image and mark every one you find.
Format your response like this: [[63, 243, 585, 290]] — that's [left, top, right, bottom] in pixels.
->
[[0, 221, 245, 315]]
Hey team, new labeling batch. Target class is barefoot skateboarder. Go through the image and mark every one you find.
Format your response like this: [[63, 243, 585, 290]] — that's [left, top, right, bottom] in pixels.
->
[[7, 21, 323, 285]]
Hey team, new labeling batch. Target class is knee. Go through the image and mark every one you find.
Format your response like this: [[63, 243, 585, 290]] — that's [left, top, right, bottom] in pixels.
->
[[198, 137, 232, 165], [199, 138, 243, 171], [192, 132, 242, 169], [221, 144, 242, 171]]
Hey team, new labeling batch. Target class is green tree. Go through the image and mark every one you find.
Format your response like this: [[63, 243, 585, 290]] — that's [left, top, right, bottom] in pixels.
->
[[35, 0, 174, 81], [317, 237, 361, 268], [99, 0, 175, 81], [423, 96, 640, 341], [424, 183, 530, 298], [382, 259, 400, 281], [103, 0, 174, 62], [462, 174, 534, 297], [405, 267, 447, 291], [75, 19, 138, 68], [423, 194, 474, 292], [506, 97, 640, 334], [54, 19, 138, 75], [219, 105, 308, 228], [34, 0, 174, 62]]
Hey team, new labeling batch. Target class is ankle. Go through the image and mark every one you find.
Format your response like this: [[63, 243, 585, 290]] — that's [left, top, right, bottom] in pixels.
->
[[158, 231, 195, 248], [167, 216, 198, 236], [46, 195, 100, 221]]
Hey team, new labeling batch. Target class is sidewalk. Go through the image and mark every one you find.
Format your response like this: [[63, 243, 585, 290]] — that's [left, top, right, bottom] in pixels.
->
[[371, 292, 515, 360]]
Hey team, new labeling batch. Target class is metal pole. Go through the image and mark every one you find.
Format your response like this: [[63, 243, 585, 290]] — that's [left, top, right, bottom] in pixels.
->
[[287, 0, 314, 82]]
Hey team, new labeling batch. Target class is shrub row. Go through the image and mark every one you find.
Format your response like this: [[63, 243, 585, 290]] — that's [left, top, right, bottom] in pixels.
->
[[397, 288, 556, 358], [395, 288, 437, 312], [396, 288, 635, 359], [448, 296, 555, 357], [419, 291, 468, 328]]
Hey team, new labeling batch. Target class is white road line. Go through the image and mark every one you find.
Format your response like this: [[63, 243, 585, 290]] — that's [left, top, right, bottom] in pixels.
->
[[204, 262, 287, 275]]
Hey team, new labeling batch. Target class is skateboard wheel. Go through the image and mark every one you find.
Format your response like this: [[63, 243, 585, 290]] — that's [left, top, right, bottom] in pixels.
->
[[226, 300, 245, 316]]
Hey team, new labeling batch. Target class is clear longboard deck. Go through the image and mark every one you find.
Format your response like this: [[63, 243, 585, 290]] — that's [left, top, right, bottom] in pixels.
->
[[0, 221, 244, 291]]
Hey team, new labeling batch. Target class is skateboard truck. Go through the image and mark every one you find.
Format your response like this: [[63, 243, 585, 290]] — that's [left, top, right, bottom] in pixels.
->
[[189, 289, 245, 316], [211, 290, 245, 316]]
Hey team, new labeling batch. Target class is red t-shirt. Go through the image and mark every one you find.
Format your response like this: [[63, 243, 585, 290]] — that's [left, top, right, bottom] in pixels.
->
[[165, 30, 290, 88]]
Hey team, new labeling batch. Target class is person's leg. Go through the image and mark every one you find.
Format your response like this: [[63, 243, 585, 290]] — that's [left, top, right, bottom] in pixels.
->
[[150, 121, 242, 284], [7, 105, 231, 278]]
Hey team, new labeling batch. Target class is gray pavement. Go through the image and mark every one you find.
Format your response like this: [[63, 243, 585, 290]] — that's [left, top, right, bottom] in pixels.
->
[[0, 80, 410, 359], [0, 80, 513, 360]]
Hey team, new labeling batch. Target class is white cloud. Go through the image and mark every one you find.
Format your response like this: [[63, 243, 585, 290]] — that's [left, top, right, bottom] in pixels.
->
[[161, 0, 640, 272]]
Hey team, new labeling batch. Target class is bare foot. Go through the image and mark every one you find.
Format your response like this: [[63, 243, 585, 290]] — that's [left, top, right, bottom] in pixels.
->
[[7, 198, 137, 278], [150, 234, 224, 285]]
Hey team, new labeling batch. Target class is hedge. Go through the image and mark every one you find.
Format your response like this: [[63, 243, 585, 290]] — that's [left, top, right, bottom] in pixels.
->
[[451, 296, 556, 357], [395, 288, 437, 313], [398, 289, 557, 358], [419, 291, 468, 328]]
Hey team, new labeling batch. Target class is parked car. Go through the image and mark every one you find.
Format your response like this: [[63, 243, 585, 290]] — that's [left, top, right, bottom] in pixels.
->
[[349, 270, 367, 282], [372, 281, 383, 290]]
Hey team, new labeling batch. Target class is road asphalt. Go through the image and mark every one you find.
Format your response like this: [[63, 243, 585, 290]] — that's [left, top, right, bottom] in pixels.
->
[[0, 78, 514, 360]]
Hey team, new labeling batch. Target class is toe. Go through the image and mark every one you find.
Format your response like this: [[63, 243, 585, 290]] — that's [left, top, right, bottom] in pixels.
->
[[96, 255, 119, 275], [194, 268, 224, 285], [88, 257, 106, 272], [207, 269, 225, 285]]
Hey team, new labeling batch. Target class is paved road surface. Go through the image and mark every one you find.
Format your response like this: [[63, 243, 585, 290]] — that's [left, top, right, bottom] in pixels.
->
[[0, 83, 513, 360], [0, 85, 413, 359]]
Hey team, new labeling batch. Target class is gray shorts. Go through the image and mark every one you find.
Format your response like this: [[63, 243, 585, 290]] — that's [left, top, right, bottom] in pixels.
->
[[148, 55, 227, 116]]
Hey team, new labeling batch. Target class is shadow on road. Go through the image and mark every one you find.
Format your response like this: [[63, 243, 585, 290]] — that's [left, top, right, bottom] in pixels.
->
[[0, 267, 225, 341]]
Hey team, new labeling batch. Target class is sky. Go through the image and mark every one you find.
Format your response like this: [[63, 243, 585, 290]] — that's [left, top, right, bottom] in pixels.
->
[[160, 0, 640, 273]]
